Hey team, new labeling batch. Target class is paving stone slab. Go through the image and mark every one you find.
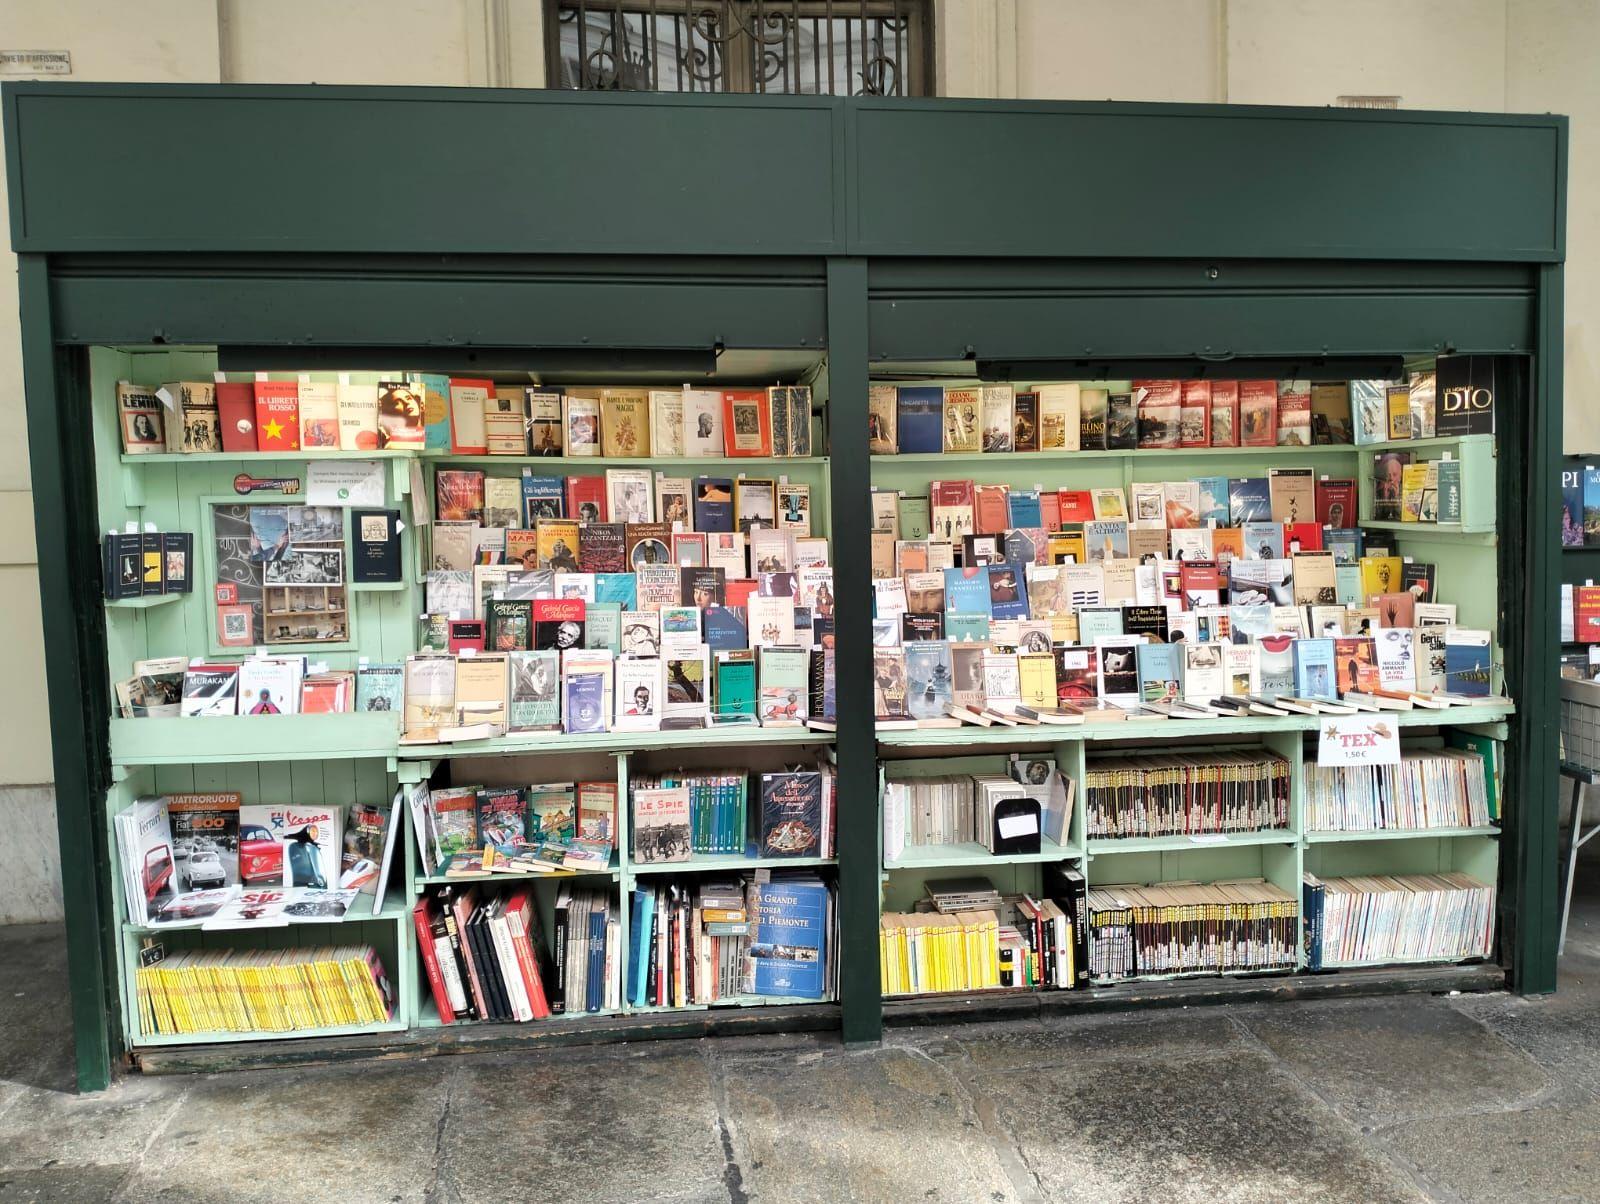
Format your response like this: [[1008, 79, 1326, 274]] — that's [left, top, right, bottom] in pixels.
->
[[128, 1062, 442, 1204], [0, 1164, 127, 1204], [721, 1046, 1021, 1204], [1237, 997, 1556, 1127], [442, 1049, 727, 1204], [0, 925, 73, 1093], [1382, 1098, 1600, 1203], [978, 1048, 1428, 1204], [0, 1076, 181, 1173], [948, 1009, 1249, 1074], [1449, 945, 1600, 1101]]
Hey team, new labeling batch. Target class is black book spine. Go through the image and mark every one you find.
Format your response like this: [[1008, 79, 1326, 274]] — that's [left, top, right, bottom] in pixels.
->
[[645, 889, 660, 1005], [102, 533, 118, 600], [550, 893, 569, 1014], [436, 895, 479, 1020], [429, 903, 477, 1020]]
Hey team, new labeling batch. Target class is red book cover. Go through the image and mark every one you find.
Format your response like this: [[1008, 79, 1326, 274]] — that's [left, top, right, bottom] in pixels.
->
[[436, 470, 486, 523], [217, 382, 258, 452], [1314, 478, 1357, 528], [1133, 379, 1182, 449], [1277, 384, 1312, 446], [721, 390, 773, 457], [253, 380, 300, 451], [565, 475, 607, 524], [1210, 381, 1241, 447], [1179, 380, 1212, 447], [1037, 491, 1061, 532], [1239, 381, 1279, 447], [1055, 646, 1098, 704], [725, 578, 758, 609], [973, 484, 1011, 535], [1369, 592, 1416, 629], [1576, 586, 1600, 643], [412, 898, 456, 1024], [1284, 522, 1323, 553], [300, 678, 349, 713], [1178, 559, 1222, 609], [448, 620, 487, 654], [1333, 636, 1379, 695], [532, 599, 585, 651], [504, 889, 552, 1019], [1057, 490, 1096, 524]]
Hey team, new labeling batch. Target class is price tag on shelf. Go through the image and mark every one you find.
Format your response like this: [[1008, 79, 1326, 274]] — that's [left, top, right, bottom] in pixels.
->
[[1317, 714, 1401, 767]]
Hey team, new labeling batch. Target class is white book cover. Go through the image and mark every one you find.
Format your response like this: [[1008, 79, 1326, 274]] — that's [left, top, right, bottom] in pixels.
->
[[659, 606, 703, 656], [1129, 482, 1166, 529], [606, 468, 654, 525], [297, 380, 340, 449], [1169, 528, 1214, 561], [1100, 559, 1136, 606], [1414, 601, 1458, 627], [791, 536, 830, 569], [1095, 636, 1143, 708], [447, 379, 488, 451], [1162, 480, 1201, 528], [1222, 643, 1261, 697], [706, 531, 746, 577], [664, 645, 711, 719], [1375, 627, 1417, 690], [981, 650, 1022, 710], [118, 797, 176, 923], [749, 527, 795, 575], [749, 595, 797, 647], [1090, 487, 1127, 520], [1181, 641, 1228, 703], [797, 565, 834, 612], [1059, 562, 1105, 610], [336, 381, 379, 451], [872, 578, 908, 619], [238, 657, 303, 716], [614, 656, 666, 731], [1036, 383, 1081, 452], [650, 389, 685, 457], [1414, 625, 1449, 692], [431, 521, 477, 572], [684, 387, 723, 456], [562, 648, 616, 730]]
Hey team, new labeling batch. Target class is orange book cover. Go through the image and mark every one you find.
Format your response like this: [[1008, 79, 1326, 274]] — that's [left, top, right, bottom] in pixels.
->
[[1210, 380, 1241, 447], [722, 390, 773, 457], [1179, 380, 1212, 447], [1239, 381, 1278, 447], [253, 381, 300, 451], [1576, 586, 1600, 643], [1333, 637, 1380, 695], [973, 484, 1011, 535], [1057, 490, 1096, 524]]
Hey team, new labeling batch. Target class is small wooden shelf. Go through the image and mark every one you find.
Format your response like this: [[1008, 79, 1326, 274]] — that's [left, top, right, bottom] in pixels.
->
[[121, 449, 413, 465], [630, 851, 836, 876], [1355, 434, 1496, 454], [415, 865, 622, 885], [871, 444, 1359, 466], [422, 452, 829, 471], [123, 896, 413, 934], [1086, 831, 1298, 855], [106, 592, 184, 609], [1358, 519, 1497, 540], [884, 836, 1080, 870], [109, 713, 400, 766], [1303, 826, 1501, 843], [402, 725, 833, 760]]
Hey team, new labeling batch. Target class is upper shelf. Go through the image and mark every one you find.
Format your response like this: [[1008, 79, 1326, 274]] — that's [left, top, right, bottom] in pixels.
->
[[421, 453, 829, 472]]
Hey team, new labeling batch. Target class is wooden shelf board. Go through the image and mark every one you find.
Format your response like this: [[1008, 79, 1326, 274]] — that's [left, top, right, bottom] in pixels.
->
[[131, 1016, 408, 1046], [629, 852, 836, 876], [415, 865, 622, 885], [422, 452, 828, 470], [402, 726, 833, 759], [123, 896, 411, 934], [872, 444, 1359, 466], [1303, 826, 1501, 843], [122, 450, 412, 464], [1086, 831, 1298, 855], [106, 592, 184, 609], [884, 837, 1080, 870], [110, 713, 401, 766]]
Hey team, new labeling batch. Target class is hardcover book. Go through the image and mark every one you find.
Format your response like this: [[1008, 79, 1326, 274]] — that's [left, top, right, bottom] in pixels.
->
[[215, 381, 257, 452], [683, 388, 723, 457], [1179, 380, 1211, 447], [633, 787, 691, 863], [1310, 381, 1353, 445], [526, 388, 565, 456], [759, 773, 824, 857], [1239, 380, 1278, 447], [484, 387, 529, 455], [1013, 390, 1040, 452], [600, 389, 651, 458], [1435, 355, 1496, 436], [942, 387, 982, 454], [1077, 387, 1108, 450], [1134, 379, 1181, 449], [1209, 381, 1240, 447], [1037, 384, 1082, 451], [1276, 380, 1312, 446], [649, 389, 685, 458], [868, 384, 899, 455], [117, 381, 166, 453], [161, 381, 221, 453], [896, 385, 943, 454], [722, 389, 772, 457]]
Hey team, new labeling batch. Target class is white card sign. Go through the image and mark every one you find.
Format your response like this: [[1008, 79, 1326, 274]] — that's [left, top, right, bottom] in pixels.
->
[[305, 460, 385, 507], [1317, 715, 1401, 767]]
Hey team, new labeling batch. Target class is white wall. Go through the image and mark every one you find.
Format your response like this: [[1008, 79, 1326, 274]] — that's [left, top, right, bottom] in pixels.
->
[[0, 1, 1593, 921]]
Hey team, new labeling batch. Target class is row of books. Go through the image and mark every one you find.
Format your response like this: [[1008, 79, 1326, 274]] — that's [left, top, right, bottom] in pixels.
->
[[1371, 451, 1464, 523], [401, 644, 830, 742], [102, 526, 194, 600], [632, 766, 835, 861], [436, 468, 815, 545], [1085, 880, 1300, 983], [1560, 463, 1600, 547], [629, 876, 836, 1005], [117, 377, 817, 460], [880, 757, 1073, 856], [115, 794, 394, 924], [866, 362, 1493, 457], [416, 877, 560, 1018], [1302, 873, 1495, 969], [411, 781, 615, 877], [117, 654, 397, 719], [1304, 747, 1494, 833], [873, 626, 1494, 730], [1083, 751, 1290, 840], [134, 945, 394, 1037]]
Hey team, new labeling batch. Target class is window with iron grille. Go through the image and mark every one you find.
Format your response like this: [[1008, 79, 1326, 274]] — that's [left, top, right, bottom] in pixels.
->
[[546, 1, 934, 96]]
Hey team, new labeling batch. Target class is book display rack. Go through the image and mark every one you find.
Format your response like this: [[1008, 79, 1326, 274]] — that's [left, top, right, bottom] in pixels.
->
[[7, 84, 1564, 1090]]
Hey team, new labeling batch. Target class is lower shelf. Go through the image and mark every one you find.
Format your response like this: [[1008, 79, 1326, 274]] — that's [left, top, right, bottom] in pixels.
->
[[884, 836, 1080, 870], [131, 1015, 409, 1047]]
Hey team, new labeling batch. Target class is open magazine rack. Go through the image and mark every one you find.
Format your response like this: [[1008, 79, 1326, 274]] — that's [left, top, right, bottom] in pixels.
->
[[8, 84, 1564, 1088]]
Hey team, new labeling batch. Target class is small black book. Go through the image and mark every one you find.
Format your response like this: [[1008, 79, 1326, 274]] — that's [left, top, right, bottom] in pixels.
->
[[352, 509, 403, 584]]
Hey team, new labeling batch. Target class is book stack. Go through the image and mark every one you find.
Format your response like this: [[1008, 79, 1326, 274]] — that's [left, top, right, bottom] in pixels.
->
[[410, 780, 616, 877], [1083, 750, 1290, 839], [879, 911, 1002, 995], [631, 771, 747, 856], [134, 945, 393, 1036], [1085, 880, 1299, 983], [102, 525, 193, 600], [413, 884, 567, 1022], [881, 760, 1073, 856], [630, 765, 835, 864], [1370, 450, 1464, 524], [114, 655, 407, 719], [1303, 872, 1495, 969], [1304, 748, 1491, 832]]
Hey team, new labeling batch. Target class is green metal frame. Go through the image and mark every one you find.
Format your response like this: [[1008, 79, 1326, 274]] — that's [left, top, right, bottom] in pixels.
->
[[4, 83, 1566, 1090]]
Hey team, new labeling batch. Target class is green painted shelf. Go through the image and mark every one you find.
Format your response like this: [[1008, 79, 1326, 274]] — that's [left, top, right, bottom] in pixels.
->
[[1356, 434, 1496, 454], [402, 726, 833, 760], [871, 444, 1360, 466], [629, 852, 836, 876], [625, 994, 832, 1013], [421, 452, 828, 471], [416, 864, 622, 885], [1303, 826, 1501, 843], [883, 836, 1080, 870], [1358, 520, 1497, 541], [120, 449, 412, 465], [106, 592, 183, 609], [417, 1000, 623, 1028], [1086, 830, 1299, 855], [110, 713, 401, 766], [876, 702, 1515, 749], [131, 1016, 409, 1047], [123, 895, 412, 934]]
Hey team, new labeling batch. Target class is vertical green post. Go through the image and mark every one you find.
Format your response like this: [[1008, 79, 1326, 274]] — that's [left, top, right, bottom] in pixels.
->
[[1513, 266, 1563, 994], [17, 253, 115, 1089], [827, 257, 882, 1043]]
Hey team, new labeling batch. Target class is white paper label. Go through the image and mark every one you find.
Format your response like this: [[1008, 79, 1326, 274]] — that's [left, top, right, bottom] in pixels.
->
[[305, 460, 385, 507], [997, 813, 1039, 839], [1317, 714, 1402, 766]]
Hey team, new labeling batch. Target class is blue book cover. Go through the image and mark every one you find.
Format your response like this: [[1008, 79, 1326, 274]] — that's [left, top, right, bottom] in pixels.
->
[[1334, 564, 1363, 606], [1563, 468, 1584, 546], [987, 562, 1029, 620], [1007, 489, 1043, 528], [595, 573, 637, 608], [521, 474, 566, 523], [945, 614, 990, 643], [747, 878, 830, 999], [1241, 521, 1284, 561], [1229, 477, 1272, 523], [896, 386, 944, 454], [1585, 467, 1600, 545], [1293, 637, 1337, 700], [1444, 634, 1492, 696], [1196, 476, 1230, 526], [1137, 642, 1180, 703], [694, 477, 735, 533], [1324, 527, 1362, 565], [704, 605, 749, 651], [563, 672, 607, 733], [628, 889, 651, 1006], [417, 373, 452, 450], [904, 640, 954, 720], [586, 903, 606, 1012], [943, 566, 992, 616]]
